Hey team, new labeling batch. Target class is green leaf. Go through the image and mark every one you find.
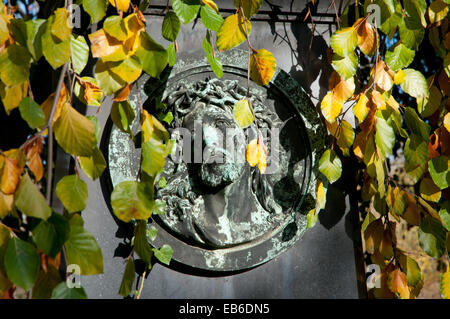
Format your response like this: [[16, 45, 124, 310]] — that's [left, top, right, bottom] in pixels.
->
[[330, 27, 357, 57], [420, 178, 441, 202], [0, 223, 11, 269], [417, 85, 441, 118], [54, 102, 96, 157], [153, 199, 166, 215], [398, 253, 422, 288], [233, 0, 262, 18], [438, 201, 450, 231], [111, 181, 154, 223], [203, 31, 223, 78], [418, 216, 446, 259], [398, 18, 425, 50], [134, 220, 153, 266], [428, 156, 450, 190], [171, 0, 200, 24], [167, 43, 177, 66], [200, 5, 223, 32], [51, 282, 88, 299], [319, 149, 342, 184], [162, 11, 181, 42], [375, 113, 395, 159], [118, 258, 135, 297], [70, 34, 89, 74], [399, 69, 429, 99], [51, 8, 72, 42], [19, 97, 46, 129], [153, 244, 173, 265], [378, 2, 402, 38], [233, 99, 254, 128], [404, 107, 430, 141], [403, 0, 427, 29], [65, 224, 103, 275], [103, 15, 128, 41], [306, 209, 318, 229], [87, 115, 101, 143], [33, 213, 70, 258], [15, 173, 52, 220], [146, 226, 158, 241], [385, 43, 415, 71], [332, 52, 358, 80], [82, 0, 107, 24], [0, 44, 31, 86], [56, 175, 88, 213], [41, 18, 71, 70], [9, 18, 46, 62], [134, 32, 168, 78], [142, 139, 170, 178], [94, 59, 127, 95], [4, 237, 39, 291], [404, 134, 428, 166], [79, 147, 107, 181], [110, 100, 135, 135]]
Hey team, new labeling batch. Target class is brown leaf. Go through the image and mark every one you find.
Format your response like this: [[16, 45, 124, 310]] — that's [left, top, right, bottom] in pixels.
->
[[114, 83, 131, 102], [364, 218, 384, 254], [388, 268, 410, 299], [82, 81, 102, 106], [354, 17, 378, 56], [250, 49, 277, 86], [403, 192, 421, 226], [23, 136, 44, 182], [379, 228, 394, 260]]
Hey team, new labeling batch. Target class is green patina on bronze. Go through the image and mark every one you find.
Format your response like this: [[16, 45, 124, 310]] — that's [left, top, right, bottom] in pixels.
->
[[106, 49, 326, 271]]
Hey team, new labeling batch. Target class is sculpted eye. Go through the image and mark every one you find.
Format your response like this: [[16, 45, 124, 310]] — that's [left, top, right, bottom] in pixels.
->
[[215, 119, 231, 127]]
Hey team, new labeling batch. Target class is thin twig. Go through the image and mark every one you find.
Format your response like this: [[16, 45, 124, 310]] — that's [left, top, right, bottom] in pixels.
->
[[135, 270, 146, 299], [46, 63, 69, 204]]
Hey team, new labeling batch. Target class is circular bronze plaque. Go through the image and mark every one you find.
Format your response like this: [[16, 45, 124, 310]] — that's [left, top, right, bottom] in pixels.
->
[[103, 49, 325, 271]]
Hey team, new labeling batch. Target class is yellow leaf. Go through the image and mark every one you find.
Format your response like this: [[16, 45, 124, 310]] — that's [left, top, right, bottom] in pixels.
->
[[0, 81, 28, 115], [371, 90, 386, 110], [233, 99, 254, 128], [250, 49, 276, 86], [371, 60, 394, 92], [316, 179, 326, 210], [202, 0, 219, 13], [386, 95, 400, 111], [141, 109, 169, 143], [216, 13, 251, 51], [321, 92, 342, 124], [420, 177, 441, 203], [354, 18, 378, 56], [0, 191, 13, 219], [123, 13, 145, 38], [442, 269, 450, 299], [109, 0, 130, 12], [329, 71, 355, 102], [88, 29, 123, 59], [51, 8, 72, 42], [394, 69, 405, 85], [353, 93, 370, 123], [109, 57, 142, 83], [245, 138, 267, 173], [444, 113, 450, 133], [379, 229, 394, 260], [388, 269, 410, 299], [0, 156, 22, 195]]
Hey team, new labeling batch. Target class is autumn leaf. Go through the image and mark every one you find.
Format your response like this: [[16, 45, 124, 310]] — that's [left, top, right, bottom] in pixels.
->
[[330, 26, 357, 57], [233, 99, 254, 128], [109, 0, 130, 12], [82, 81, 103, 106], [23, 136, 44, 182], [0, 156, 22, 195], [354, 17, 378, 56], [442, 269, 450, 299], [114, 83, 131, 102], [444, 113, 450, 133], [353, 93, 370, 123], [371, 60, 394, 92], [250, 49, 276, 86], [321, 92, 342, 124], [216, 13, 251, 51], [246, 138, 268, 174], [41, 83, 69, 125], [88, 29, 123, 59], [387, 269, 410, 299], [329, 71, 355, 102]]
